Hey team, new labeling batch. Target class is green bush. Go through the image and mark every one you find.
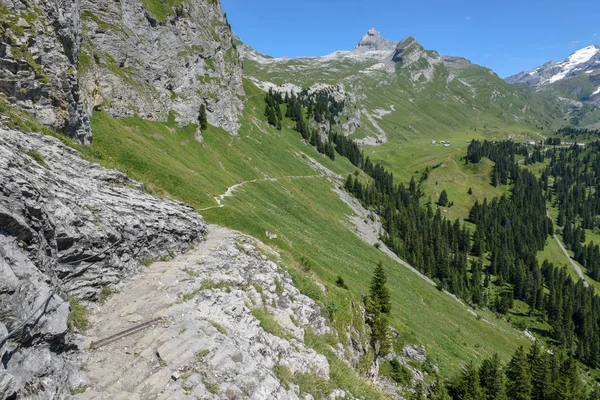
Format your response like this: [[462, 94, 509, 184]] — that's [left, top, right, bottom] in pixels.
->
[[68, 296, 89, 331], [380, 359, 412, 386]]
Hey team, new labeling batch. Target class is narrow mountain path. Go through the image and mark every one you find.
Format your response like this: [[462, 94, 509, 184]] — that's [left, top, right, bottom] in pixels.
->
[[546, 210, 589, 287], [76, 225, 331, 399], [554, 233, 589, 287], [198, 174, 320, 211]]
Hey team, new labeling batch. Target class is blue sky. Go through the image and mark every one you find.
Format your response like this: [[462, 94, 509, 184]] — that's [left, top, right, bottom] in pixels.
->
[[220, 0, 600, 78]]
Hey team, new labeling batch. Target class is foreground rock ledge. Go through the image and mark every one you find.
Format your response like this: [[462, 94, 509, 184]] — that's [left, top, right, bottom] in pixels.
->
[[0, 126, 206, 398], [76, 225, 336, 400]]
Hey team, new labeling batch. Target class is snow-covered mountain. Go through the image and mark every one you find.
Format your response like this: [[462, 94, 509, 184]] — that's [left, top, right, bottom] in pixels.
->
[[506, 45, 600, 87], [506, 45, 600, 110]]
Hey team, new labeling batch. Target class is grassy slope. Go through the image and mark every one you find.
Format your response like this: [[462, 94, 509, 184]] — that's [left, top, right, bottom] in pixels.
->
[[44, 79, 529, 377], [244, 50, 570, 198]]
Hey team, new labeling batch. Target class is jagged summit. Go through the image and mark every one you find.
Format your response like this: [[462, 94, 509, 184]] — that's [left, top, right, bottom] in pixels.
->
[[353, 28, 398, 53]]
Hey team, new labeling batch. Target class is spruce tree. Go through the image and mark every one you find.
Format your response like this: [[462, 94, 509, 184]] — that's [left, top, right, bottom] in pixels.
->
[[365, 261, 391, 356], [588, 384, 600, 400], [198, 104, 208, 130], [438, 190, 449, 206], [369, 261, 391, 314], [479, 353, 504, 400], [451, 362, 484, 400], [471, 259, 483, 306], [505, 346, 532, 400], [528, 341, 550, 400]]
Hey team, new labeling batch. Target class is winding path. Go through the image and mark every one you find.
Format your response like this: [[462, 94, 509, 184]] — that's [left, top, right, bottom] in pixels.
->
[[553, 234, 589, 288], [198, 175, 319, 211]]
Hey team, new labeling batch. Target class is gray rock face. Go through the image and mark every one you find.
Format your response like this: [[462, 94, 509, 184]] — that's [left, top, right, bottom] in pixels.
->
[[0, 0, 245, 143], [353, 28, 397, 53], [78, 0, 244, 134], [0, 125, 206, 398], [0, 0, 92, 143]]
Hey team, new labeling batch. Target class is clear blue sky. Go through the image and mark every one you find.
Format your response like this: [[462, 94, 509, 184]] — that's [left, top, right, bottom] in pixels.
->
[[221, 0, 600, 78]]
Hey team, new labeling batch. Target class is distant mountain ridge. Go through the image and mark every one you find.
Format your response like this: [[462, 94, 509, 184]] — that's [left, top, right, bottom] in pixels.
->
[[506, 45, 600, 111], [506, 45, 600, 87], [240, 28, 588, 145]]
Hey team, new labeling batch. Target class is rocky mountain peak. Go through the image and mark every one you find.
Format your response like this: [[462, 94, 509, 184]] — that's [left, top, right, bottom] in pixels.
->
[[506, 44, 600, 87], [353, 28, 397, 53]]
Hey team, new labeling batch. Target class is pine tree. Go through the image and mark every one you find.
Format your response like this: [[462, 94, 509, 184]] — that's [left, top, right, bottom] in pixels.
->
[[369, 261, 391, 314], [505, 346, 532, 400], [451, 362, 484, 400], [365, 262, 391, 356], [198, 104, 208, 130], [479, 353, 504, 400], [438, 190, 449, 206], [528, 341, 550, 400]]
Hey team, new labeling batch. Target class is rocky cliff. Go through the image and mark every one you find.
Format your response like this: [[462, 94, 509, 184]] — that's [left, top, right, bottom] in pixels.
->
[[0, 0, 244, 144], [0, 125, 206, 398], [78, 0, 244, 133], [0, 0, 91, 143]]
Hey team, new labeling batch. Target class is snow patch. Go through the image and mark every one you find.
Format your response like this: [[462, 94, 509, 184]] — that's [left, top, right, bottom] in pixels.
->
[[592, 86, 600, 96], [546, 45, 600, 84]]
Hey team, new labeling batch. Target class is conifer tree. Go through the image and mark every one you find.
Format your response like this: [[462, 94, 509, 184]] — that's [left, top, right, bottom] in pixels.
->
[[588, 384, 600, 400], [365, 261, 391, 356], [198, 104, 208, 130], [471, 259, 483, 306], [438, 190, 449, 206], [479, 353, 504, 400], [451, 362, 484, 400], [505, 346, 532, 400], [369, 261, 391, 314], [528, 341, 550, 400]]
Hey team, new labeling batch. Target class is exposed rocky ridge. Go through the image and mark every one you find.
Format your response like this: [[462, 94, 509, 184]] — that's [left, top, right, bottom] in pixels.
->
[[0, 125, 206, 398], [392, 37, 442, 83], [0, 0, 245, 143]]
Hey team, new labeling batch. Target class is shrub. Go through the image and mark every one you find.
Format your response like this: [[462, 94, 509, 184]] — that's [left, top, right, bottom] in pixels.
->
[[335, 276, 348, 289], [68, 296, 89, 331]]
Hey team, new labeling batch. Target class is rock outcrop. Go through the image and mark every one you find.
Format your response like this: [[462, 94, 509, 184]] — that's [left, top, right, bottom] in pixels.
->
[[0, 0, 92, 143], [76, 226, 337, 399], [78, 0, 245, 133], [0, 125, 206, 398], [0, 0, 245, 143]]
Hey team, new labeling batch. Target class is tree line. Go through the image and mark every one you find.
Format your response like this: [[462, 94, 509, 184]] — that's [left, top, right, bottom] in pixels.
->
[[436, 342, 593, 400], [264, 89, 336, 160]]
